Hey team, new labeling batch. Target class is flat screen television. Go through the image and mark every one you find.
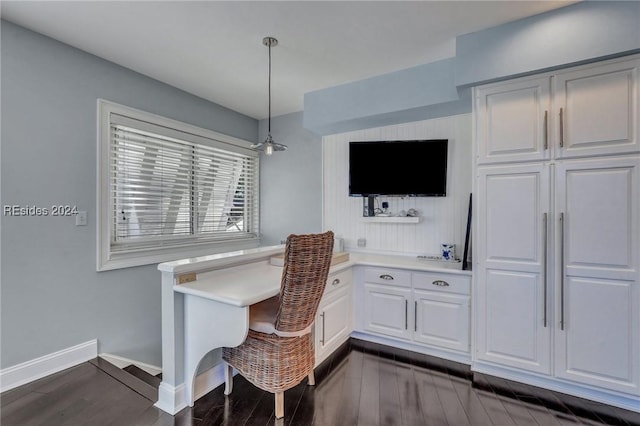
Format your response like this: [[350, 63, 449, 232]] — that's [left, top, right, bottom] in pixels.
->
[[349, 139, 448, 197]]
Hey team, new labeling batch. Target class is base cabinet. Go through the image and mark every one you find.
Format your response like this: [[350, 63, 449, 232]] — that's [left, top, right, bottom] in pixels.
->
[[315, 268, 352, 366], [414, 290, 469, 352], [359, 266, 471, 359], [363, 283, 412, 340]]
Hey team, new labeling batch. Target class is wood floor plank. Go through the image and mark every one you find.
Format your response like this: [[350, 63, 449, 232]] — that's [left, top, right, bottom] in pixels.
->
[[450, 375, 493, 426], [331, 355, 363, 426], [311, 359, 348, 425], [413, 366, 448, 426], [357, 352, 380, 426], [431, 370, 471, 426], [2, 340, 637, 426], [377, 357, 403, 426], [394, 362, 424, 426], [475, 389, 518, 426], [244, 389, 275, 426]]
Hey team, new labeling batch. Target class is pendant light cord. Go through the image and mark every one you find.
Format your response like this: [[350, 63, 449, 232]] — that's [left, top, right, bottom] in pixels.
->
[[268, 40, 272, 135]]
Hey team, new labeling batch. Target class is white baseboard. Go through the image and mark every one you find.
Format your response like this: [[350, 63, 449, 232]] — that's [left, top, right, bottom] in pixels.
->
[[473, 361, 640, 414], [193, 361, 233, 401], [351, 331, 472, 365], [0, 340, 98, 393], [155, 361, 235, 415], [99, 353, 162, 377]]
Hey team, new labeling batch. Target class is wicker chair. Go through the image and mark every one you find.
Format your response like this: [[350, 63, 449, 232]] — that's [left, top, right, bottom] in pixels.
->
[[222, 231, 334, 419]]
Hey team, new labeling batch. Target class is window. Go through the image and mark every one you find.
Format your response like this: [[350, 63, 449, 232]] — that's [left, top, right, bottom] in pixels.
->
[[98, 100, 259, 270]]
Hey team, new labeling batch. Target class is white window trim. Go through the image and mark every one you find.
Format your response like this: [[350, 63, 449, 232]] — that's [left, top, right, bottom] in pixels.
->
[[97, 99, 260, 271]]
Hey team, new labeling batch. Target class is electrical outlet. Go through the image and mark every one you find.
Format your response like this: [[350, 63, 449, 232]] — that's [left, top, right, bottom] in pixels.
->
[[357, 238, 366, 247], [76, 211, 88, 226], [177, 273, 197, 284]]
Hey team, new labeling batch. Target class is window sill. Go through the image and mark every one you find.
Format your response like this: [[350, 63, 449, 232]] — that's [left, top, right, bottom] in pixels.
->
[[97, 237, 260, 271]]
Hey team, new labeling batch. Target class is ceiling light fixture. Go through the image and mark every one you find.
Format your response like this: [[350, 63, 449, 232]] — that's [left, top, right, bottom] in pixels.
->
[[251, 36, 287, 156]]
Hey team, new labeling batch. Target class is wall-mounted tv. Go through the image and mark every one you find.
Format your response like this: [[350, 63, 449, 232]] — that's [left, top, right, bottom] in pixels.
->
[[349, 139, 448, 197]]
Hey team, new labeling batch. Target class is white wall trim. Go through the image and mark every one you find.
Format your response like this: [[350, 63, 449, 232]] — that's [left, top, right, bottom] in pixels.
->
[[99, 353, 162, 377], [473, 361, 640, 414], [156, 382, 187, 415], [351, 331, 471, 366], [0, 340, 98, 393], [155, 361, 236, 415]]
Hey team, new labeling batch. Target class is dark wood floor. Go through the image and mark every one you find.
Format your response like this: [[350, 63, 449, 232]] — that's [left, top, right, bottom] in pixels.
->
[[2, 339, 640, 425]]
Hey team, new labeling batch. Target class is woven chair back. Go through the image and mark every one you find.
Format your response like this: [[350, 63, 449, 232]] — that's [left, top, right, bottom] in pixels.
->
[[274, 231, 335, 333]]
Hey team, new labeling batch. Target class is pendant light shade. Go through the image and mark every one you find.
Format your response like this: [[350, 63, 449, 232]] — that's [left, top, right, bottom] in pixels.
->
[[251, 36, 287, 155]]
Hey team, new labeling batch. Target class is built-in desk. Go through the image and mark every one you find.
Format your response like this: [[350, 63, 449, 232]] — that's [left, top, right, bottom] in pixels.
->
[[155, 246, 469, 415], [155, 246, 286, 415]]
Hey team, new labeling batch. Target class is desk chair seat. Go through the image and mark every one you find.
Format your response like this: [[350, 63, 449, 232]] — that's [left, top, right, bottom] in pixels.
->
[[248, 296, 312, 337], [222, 231, 334, 419]]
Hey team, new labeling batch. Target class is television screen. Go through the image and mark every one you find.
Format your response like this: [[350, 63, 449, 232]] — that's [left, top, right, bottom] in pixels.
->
[[349, 139, 448, 197]]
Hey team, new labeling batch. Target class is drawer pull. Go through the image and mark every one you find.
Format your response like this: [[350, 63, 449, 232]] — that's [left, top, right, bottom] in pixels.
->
[[432, 280, 450, 287], [379, 274, 394, 281], [331, 278, 340, 286]]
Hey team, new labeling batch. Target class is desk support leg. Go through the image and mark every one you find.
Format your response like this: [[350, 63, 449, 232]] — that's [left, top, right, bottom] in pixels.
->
[[184, 296, 249, 406]]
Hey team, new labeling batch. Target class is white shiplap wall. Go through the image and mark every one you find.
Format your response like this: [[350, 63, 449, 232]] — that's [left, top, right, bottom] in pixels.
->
[[323, 114, 472, 257]]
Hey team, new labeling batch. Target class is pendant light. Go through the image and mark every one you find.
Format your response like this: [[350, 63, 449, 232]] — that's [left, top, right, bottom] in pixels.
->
[[251, 36, 287, 155]]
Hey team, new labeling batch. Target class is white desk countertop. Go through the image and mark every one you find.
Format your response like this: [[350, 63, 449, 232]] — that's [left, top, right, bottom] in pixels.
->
[[350, 252, 471, 275], [173, 261, 282, 307], [170, 250, 470, 307]]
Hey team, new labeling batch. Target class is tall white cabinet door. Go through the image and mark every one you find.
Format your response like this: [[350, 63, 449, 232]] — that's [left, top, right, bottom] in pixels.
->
[[363, 283, 412, 340], [476, 163, 552, 374], [475, 76, 551, 164], [555, 157, 640, 394], [554, 58, 640, 159]]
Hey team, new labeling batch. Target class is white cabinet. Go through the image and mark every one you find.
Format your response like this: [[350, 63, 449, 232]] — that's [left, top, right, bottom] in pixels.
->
[[315, 268, 352, 366], [412, 272, 471, 353], [554, 60, 639, 158], [475, 76, 551, 164], [362, 267, 412, 340], [475, 163, 551, 374], [363, 283, 413, 340], [475, 56, 640, 165], [474, 55, 640, 399], [554, 157, 640, 394], [360, 267, 471, 357]]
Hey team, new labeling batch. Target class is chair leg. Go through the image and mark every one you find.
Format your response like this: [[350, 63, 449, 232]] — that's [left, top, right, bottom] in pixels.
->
[[224, 363, 233, 395], [275, 392, 284, 419], [308, 370, 315, 386]]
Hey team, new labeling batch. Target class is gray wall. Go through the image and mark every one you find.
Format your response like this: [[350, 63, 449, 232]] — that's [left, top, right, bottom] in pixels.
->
[[455, 0, 640, 86], [304, 58, 470, 135], [0, 21, 258, 368], [304, 1, 640, 135], [258, 111, 323, 245]]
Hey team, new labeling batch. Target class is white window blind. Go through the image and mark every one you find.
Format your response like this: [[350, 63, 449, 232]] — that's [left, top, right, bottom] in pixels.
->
[[97, 100, 260, 270]]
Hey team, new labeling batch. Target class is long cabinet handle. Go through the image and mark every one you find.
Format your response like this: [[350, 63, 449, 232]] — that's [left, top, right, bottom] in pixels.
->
[[320, 312, 325, 345], [414, 301, 418, 332], [560, 212, 565, 330], [405, 299, 408, 330], [559, 107, 564, 148], [544, 110, 549, 150], [542, 213, 548, 328]]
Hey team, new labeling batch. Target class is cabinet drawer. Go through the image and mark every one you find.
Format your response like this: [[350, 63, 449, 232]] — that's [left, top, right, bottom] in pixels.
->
[[324, 268, 352, 297], [363, 267, 411, 287], [412, 272, 470, 295]]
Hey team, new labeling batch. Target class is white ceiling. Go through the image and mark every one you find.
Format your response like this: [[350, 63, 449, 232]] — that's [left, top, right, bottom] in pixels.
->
[[1, 1, 576, 119]]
